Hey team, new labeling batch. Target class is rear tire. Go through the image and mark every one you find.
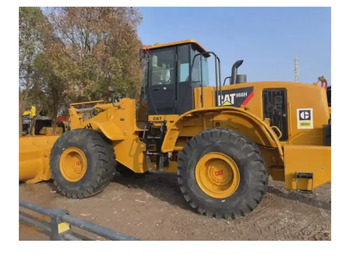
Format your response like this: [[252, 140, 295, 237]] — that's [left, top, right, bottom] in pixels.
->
[[177, 128, 268, 219], [50, 129, 116, 199]]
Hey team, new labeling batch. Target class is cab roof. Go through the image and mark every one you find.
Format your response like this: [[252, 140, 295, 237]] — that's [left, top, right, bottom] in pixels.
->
[[143, 39, 208, 54]]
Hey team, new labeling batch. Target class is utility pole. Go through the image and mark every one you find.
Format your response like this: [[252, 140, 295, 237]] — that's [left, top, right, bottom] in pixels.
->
[[294, 56, 299, 83]]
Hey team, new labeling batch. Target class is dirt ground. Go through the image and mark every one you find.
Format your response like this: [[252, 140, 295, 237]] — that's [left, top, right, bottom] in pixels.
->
[[19, 173, 331, 240]]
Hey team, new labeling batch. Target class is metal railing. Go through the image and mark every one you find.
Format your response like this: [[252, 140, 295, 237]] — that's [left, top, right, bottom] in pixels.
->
[[19, 200, 137, 241]]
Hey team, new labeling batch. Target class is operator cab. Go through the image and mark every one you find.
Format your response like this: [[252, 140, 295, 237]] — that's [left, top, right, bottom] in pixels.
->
[[141, 40, 210, 115]]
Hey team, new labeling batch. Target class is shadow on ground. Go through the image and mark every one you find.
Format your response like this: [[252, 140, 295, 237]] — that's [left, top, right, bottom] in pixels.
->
[[112, 171, 194, 212], [267, 186, 331, 211], [114, 170, 331, 213]]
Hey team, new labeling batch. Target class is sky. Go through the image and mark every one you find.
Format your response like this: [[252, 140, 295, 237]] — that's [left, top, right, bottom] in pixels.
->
[[137, 7, 331, 85]]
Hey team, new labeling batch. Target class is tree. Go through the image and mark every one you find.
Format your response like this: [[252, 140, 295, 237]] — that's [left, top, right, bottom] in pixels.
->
[[19, 7, 68, 135], [19, 7, 143, 135], [30, 49, 68, 134], [45, 7, 143, 101], [19, 7, 46, 135]]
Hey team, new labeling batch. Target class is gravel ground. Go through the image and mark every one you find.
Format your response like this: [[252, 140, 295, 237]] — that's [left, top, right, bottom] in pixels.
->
[[19, 173, 331, 240]]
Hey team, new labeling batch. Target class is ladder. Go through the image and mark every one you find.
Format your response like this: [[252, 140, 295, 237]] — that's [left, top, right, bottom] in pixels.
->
[[142, 121, 168, 172]]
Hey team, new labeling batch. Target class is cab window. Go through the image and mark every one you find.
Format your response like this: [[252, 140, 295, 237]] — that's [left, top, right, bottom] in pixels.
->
[[191, 48, 209, 87], [151, 48, 175, 86], [178, 44, 190, 83]]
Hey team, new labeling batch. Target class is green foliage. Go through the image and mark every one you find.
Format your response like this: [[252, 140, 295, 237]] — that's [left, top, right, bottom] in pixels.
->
[[19, 7, 143, 122], [19, 7, 46, 92], [46, 7, 143, 102]]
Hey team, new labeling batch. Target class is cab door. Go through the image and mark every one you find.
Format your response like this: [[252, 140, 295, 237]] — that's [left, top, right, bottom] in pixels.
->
[[148, 47, 176, 115]]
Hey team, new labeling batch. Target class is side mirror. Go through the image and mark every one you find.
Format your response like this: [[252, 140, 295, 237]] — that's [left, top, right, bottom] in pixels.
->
[[139, 48, 150, 61]]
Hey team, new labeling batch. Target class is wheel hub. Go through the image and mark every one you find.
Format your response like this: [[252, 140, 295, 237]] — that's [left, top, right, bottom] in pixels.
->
[[59, 147, 87, 182], [195, 152, 240, 198]]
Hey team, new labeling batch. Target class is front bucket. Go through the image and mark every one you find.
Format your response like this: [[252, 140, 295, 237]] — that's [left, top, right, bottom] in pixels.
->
[[19, 135, 60, 183]]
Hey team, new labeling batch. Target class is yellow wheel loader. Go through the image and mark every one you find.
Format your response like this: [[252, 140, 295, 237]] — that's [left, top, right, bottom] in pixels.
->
[[21, 105, 65, 136], [19, 40, 331, 218]]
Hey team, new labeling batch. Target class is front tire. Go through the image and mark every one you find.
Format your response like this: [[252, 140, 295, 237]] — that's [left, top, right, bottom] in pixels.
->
[[50, 129, 116, 199], [177, 128, 268, 219]]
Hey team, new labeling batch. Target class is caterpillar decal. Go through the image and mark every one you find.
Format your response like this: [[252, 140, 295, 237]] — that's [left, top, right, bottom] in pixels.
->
[[297, 108, 314, 129], [216, 86, 254, 107]]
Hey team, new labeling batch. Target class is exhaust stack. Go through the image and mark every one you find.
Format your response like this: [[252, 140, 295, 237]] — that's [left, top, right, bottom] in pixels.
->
[[230, 60, 247, 84]]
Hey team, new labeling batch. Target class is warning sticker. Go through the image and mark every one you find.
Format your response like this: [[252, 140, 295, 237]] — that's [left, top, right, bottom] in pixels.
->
[[297, 108, 313, 129]]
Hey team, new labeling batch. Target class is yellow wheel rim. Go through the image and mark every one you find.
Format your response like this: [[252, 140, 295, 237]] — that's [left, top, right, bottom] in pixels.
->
[[195, 152, 240, 199], [59, 147, 87, 182]]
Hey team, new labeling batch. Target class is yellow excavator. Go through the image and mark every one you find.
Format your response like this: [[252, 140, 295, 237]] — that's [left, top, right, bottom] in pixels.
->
[[22, 106, 37, 135], [21, 106, 65, 136], [19, 40, 331, 218]]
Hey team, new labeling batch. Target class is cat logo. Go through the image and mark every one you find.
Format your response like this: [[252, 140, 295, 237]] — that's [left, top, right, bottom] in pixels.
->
[[222, 100, 233, 106], [297, 108, 313, 129], [299, 110, 310, 120], [216, 86, 254, 107]]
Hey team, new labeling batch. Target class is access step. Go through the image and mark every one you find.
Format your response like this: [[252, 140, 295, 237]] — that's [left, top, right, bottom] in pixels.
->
[[294, 172, 314, 191]]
